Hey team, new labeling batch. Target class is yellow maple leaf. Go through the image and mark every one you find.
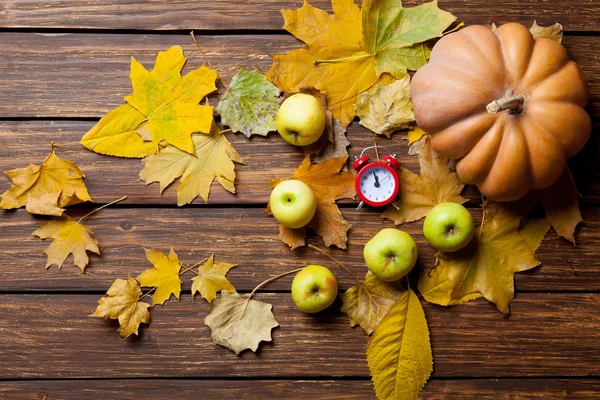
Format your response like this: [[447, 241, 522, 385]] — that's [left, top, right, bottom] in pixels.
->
[[81, 46, 217, 157], [407, 126, 428, 144], [268, 156, 355, 249], [140, 121, 244, 205], [367, 289, 432, 400], [1, 147, 92, 214], [33, 215, 100, 272], [267, 0, 455, 126], [136, 248, 182, 306], [191, 255, 236, 303], [92, 277, 151, 338], [421, 202, 550, 314], [340, 272, 404, 335], [381, 138, 467, 225]]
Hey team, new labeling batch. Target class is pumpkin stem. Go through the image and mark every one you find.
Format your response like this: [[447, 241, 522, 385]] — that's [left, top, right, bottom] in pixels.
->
[[486, 89, 525, 115]]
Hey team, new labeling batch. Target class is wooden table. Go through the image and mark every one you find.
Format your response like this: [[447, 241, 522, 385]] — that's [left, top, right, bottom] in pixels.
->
[[1, 1, 599, 399]]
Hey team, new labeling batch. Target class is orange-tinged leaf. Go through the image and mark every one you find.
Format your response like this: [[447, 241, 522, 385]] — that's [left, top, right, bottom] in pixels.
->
[[267, 0, 455, 126], [136, 248, 182, 306], [1, 147, 92, 214], [543, 168, 582, 245], [268, 156, 355, 249], [33, 215, 100, 272], [92, 277, 151, 338], [191, 255, 236, 303], [140, 121, 243, 205], [340, 271, 404, 335], [381, 138, 467, 225]]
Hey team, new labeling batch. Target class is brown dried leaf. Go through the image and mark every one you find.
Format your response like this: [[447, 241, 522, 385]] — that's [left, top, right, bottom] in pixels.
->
[[530, 20, 563, 43], [543, 168, 582, 245]]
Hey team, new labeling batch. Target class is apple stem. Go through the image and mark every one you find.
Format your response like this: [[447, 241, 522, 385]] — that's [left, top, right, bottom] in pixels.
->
[[307, 244, 360, 284], [248, 268, 304, 301], [190, 30, 230, 91], [76, 196, 127, 224]]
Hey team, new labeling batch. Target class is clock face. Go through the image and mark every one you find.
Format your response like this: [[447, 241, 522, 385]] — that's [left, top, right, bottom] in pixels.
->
[[357, 164, 398, 206]]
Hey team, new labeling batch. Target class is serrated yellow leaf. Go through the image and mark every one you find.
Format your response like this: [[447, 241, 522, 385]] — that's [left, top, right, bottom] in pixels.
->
[[125, 46, 217, 154], [92, 277, 151, 338], [1, 148, 92, 213], [33, 215, 100, 272], [367, 289, 432, 400], [80, 104, 156, 158], [191, 255, 236, 303], [140, 121, 243, 205], [136, 248, 182, 306]]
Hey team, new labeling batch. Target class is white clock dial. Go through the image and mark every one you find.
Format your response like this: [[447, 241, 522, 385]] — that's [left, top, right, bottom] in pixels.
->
[[359, 166, 396, 203]]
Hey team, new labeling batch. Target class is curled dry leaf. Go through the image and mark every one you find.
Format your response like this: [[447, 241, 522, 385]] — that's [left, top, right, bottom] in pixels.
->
[[381, 138, 467, 225], [419, 201, 550, 314], [204, 291, 279, 355], [217, 68, 281, 138], [136, 248, 182, 306], [367, 289, 432, 400], [340, 272, 404, 335], [191, 255, 236, 303], [1, 147, 92, 214], [267, 0, 456, 126], [140, 121, 244, 205], [355, 76, 415, 138], [33, 215, 100, 272], [268, 156, 355, 249], [543, 168, 582, 245], [81, 46, 218, 157], [530, 20, 563, 43], [92, 277, 151, 339]]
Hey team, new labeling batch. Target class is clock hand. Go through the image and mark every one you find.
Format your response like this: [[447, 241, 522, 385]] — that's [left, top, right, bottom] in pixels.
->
[[373, 171, 380, 188], [380, 175, 391, 183]]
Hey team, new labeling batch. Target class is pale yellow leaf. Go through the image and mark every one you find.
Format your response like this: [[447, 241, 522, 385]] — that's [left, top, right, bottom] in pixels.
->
[[25, 191, 65, 216], [191, 255, 236, 303]]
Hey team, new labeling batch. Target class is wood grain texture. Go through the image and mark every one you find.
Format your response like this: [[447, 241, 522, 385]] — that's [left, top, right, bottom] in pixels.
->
[[1, 0, 599, 32], [0, 293, 598, 379], [0, 33, 598, 118], [2, 379, 600, 400], [0, 207, 596, 291], [0, 120, 597, 206]]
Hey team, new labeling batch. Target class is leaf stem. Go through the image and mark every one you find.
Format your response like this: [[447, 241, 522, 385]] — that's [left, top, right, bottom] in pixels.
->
[[374, 134, 381, 162], [307, 244, 360, 284], [190, 30, 229, 91], [77, 196, 127, 223], [248, 268, 304, 301], [444, 22, 465, 36], [219, 175, 272, 191], [179, 255, 212, 276], [138, 286, 157, 302], [313, 53, 374, 64]]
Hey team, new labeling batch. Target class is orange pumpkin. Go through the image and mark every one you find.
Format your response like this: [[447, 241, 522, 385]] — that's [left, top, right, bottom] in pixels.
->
[[411, 23, 591, 201]]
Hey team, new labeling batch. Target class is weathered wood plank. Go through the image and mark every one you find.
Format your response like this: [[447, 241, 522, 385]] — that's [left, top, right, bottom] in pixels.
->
[[1, 0, 598, 32], [0, 293, 598, 379], [2, 379, 600, 400], [0, 33, 598, 118], [0, 207, 596, 291], [0, 120, 597, 206]]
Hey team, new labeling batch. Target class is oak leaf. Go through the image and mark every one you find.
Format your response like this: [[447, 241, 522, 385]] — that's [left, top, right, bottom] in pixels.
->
[[381, 138, 467, 225], [367, 289, 432, 400], [191, 255, 236, 303], [136, 248, 182, 306], [81, 46, 217, 157], [530, 20, 563, 43], [543, 168, 582, 245], [204, 291, 279, 355], [340, 272, 404, 335], [268, 156, 355, 249], [1, 147, 92, 214], [33, 215, 100, 272], [267, 0, 456, 126], [217, 68, 281, 137], [140, 121, 243, 205], [92, 277, 151, 338], [422, 202, 550, 314], [355, 76, 415, 138]]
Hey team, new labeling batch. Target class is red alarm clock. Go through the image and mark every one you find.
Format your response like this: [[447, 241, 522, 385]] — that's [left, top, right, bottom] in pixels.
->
[[354, 146, 400, 210]]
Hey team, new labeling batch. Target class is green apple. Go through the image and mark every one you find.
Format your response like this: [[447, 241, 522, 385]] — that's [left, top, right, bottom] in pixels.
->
[[363, 228, 418, 282], [291, 265, 338, 313], [269, 179, 317, 229], [276, 93, 326, 146], [423, 202, 475, 252]]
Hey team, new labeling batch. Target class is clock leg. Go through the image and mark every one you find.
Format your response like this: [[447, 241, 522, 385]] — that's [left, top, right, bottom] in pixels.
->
[[390, 200, 400, 210], [356, 201, 365, 211]]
